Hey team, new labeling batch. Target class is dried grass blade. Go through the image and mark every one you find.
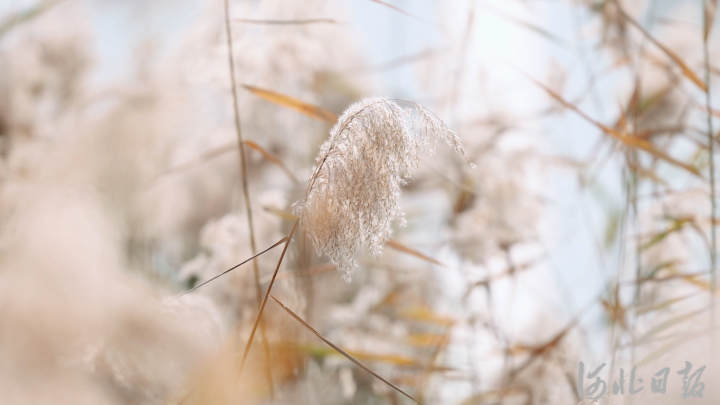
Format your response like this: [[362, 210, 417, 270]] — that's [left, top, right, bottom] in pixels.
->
[[636, 324, 714, 367], [627, 161, 668, 186], [159, 140, 297, 183], [636, 336, 687, 368], [399, 306, 455, 327], [183, 236, 287, 294], [299, 344, 439, 368], [241, 84, 338, 122], [635, 293, 696, 316], [680, 273, 714, 290], [239, 220, 299, 373], [244, 140, 299, 182], [386, 239, 444, 266], [271, 295, 419, 404], [640, 217, 689, 250], [506, 298, 596, 383], [261, 206, 298, 221], [618, 5, 707, 91], [416, 326, 453, 399], [155, 143, 234, 178], [527, 75, 702, 177], [635, 309, 705, 345], [406, 332, 447, 348], [368, 0, 422, 21]]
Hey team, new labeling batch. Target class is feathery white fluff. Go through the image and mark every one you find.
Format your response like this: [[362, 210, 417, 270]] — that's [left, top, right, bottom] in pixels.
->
[[296, 97, 467, 280]]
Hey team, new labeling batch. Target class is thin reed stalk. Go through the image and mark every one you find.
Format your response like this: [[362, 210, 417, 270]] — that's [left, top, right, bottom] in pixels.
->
[[702, 0, 717, 335], [222, 0, 273, 392]]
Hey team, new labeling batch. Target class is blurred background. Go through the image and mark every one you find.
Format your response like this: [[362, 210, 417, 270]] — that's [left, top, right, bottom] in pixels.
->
[[1, 0, 719, 404]]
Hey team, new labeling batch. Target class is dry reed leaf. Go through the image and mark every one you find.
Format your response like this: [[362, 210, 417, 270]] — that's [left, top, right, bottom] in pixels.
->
[[636, 86, 674, 116], [635, 309, 705, 345], [271, 295, 419, 403], [241, 84, 338, 122], [464, 260, 537, 300], [398, 305, 455, 327], [528, 75, 702, 177], [261, 206, 298, 221], [156, 144, 234, 177], [635, 293, 696, 316], [370, 286, 406, 312], [636, 326, 711, 367], [634, 125, 686, 140], [636, 336, 686, 368], [243, 140, 299, 182], [657, 265, 717, 290], [627, 161, 669, 186], [298, 344, 438, 368], [157, 139, 297, 183], [406, 332, 447, 348], [617, 5, 707, 91], [416, 326, 453, 397], [679, 273, 715, 291], [613, 83, 638, 131], [184, 237, 287, 294], [640, 217, 690, 250], [368, 0, 421, 21], [638, 271, 707, 286], [505, 344, 535, 357], [385, 239, 444, 266], [505, 302, 595, 384]]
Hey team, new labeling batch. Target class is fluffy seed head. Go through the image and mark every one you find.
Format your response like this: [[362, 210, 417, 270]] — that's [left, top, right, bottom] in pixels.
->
[[295, 97, 467, 280]]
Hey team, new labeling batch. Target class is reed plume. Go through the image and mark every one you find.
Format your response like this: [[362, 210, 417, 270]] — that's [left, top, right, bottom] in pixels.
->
[[296, 97, 467, 280]]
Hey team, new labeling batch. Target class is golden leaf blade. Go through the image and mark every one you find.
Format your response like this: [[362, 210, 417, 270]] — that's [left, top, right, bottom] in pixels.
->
[[398, 305, 456, 327], [243, 140, 299, 182], [385, 239, 444, 266], [406, 332, 447, 348], [618, 5, 707, 91], [527, 75, 702, 177], [242, 84, 338, 122]]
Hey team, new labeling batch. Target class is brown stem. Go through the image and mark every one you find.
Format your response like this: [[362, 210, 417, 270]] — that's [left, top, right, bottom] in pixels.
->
[[238, 219, 299, 374], [222, 0, 273, 392]]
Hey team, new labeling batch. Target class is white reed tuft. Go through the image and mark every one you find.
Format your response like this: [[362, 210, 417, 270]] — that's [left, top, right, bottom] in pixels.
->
[[296, 97, 467, 281]]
